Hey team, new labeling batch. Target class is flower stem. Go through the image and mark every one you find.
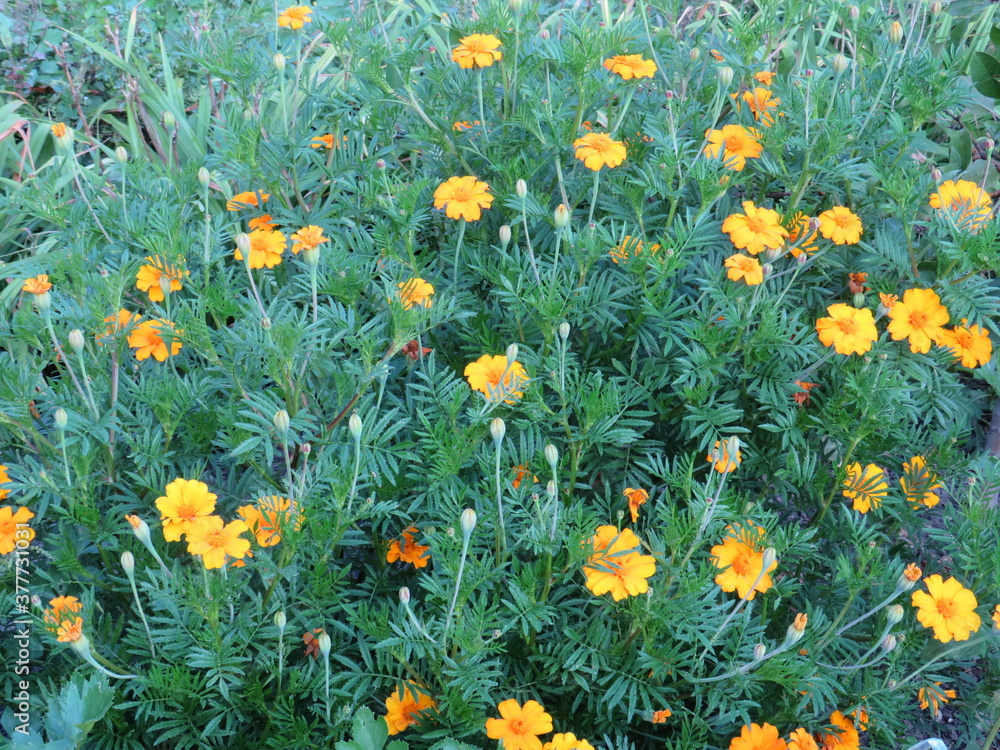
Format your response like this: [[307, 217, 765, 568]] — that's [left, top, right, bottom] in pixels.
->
[[477, 68, 490, 144], [586, 171, 601, 228], [125, 570, 156, 657], [494, 434, 507, 563], [45, 317, 98, 420], [809, 435, 861, 526], [452, 218, 468, 285], [347, 425, 362, 515], [444, 526, 472, 642]]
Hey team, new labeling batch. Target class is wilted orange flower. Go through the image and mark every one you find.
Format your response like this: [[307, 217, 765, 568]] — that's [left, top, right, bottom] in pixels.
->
[[303, 628, 325, 658], [573, 133, 627, 171], [887, 288, 949, 354], [57, 616, 84, 643], [452, 120, 482, 131], [710, 523, 776, 600], [433, 176, 494, 221], [707, 440, 741, 472], [792, 612, 808, 632], [878, 293, 897, 310], [819, 711, 859, 750], [136, 256, 187, 302], [397, 278, 435, 310], [290, 225, 328, 254], [384, 684, 436, 735], [249, 214, 276, 231], [128, 318, 182, 361], [911, 574, 981, 642], [155, 478, 217, 541], [465, 354, 528, 402], [277, 5, 312, 28], [486, 699, 553, 750], [651, 710, 672, 724], [623, 487, 648, 523], [186, 516, 251, 569], [817, 206, 863, 245], [402, 340, 433, 360], [786, 213, 819, 257], [732, 87, 782, 126], [235, 228, 288, 269], [787, 728, 817, 750], [900, 456, 943, 508], [238, 496, 302, 547], [710, 49, 725, 61], [22, 275, 52, 295], [311, 134, 335, 149], [917, 683, 956, 718], [815, 304, 878, 355], [387, 527, 430, 568], [725, 254, 764, 285], [703, 124, 762, 171], [754, 71, 776, 85], [904, 563, 923, 581], [44, 595, 83, 631], [227, 191, 270, 211], [610, 235, 660, 263], [583, 526, 656, 600], [929, 179, 993, 232], [0, 506, 30, 554], [793, 381, 818, 407], [842, 463, 888, 513], [451, 34, 502, 69], [603, 54, 657, 80], [51, 122, 68, 138], [729, 722, 787, 750], [722, 201, 788, 255], [847, 272, 869, 295], [938, 319, 992, 368]]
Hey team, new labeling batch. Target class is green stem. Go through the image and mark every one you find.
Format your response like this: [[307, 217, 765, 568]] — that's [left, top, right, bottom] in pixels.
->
[[586, 171, 601, 228], [477, 68, 490, 144], [452, 219, 467, 285], [809, 436, 862, 526]]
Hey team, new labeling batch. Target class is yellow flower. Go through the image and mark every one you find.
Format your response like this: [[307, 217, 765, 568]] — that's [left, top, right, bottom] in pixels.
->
[[815, 304, 878, 355], [651, 710, 672, 723], [917, 682, 956, 718], [235, 228, 288, 269], [433, 176, 494, 221], [754, 71, 776, 85], [311, 134, 335, 149], [992, 603, 1000, 629], [386, 526, 431, 568], [237, 496, 301, 547], [929, 179, 993, 232], [127, 318, 182, 361], [573, 132, 627, 171], [543, 733, 595, 750], [729, 723, 788, 750], [56, 616, 84, 643], [786, 213, 819, 257], [0, 465, 10, 500], [397, 278, 435, 310], [819, 712, 859, 750], [44, 595, 83, 631], [886, 288, 949, 354], [51, 122, 68, 138], [0, 506, 35, 555], [724, 254, 764, 285], [722, 202, 788, 255], [451, 34, 502, 69], [610, 235, 660, 263], [486, 699, 553, 750], [22, 275, 52, 295], [155, 478, 218, 542], [227, 191, 270, 211], [842, 463, 888, 513], [249, 214, 277, 231], [384, 684, 436, 735], [817, 206, 863, 245], [787, 728, 818, 750], [900, 456, 943, 508], [710, 524, 776, 600], [911, 574, 981, 642], [277, 5, 312, 29], [707, 440, 741, 473], [290, 225, 328, 254], [135, 256, 187, 302], [464, 354, 528, 402], [96, 309, 138, 344], [186, 516, 251, 569], [703, 124, 763, 170], [582, 526, 656, 600], [623, 487, 648, 523], [732, 87, 782, 126], [603, 54, 657, 80], [938, 319, 992, 368]]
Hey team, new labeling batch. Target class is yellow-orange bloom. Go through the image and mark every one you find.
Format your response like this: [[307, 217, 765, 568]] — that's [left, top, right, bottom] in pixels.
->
[[384, 684, 436, 735], [754, 71, 776, 85], [127, 318, 182, 361], [0, 506, 35, 554], [433, 176, 494, 221], [886, 288, 949, 354], [900, 456, 943, 508], [786, 213, 819, 257], [722, 201, 788, 255], [603, 54, 657, 80], [917, 683, 956, 718], [277, 5, 312, 29], [819, 712, 859, 750], [397, 278, 435, 310], [817, 206, 863, 245], [651, 710, 672, 724], [451, 34, 502, 69], [703, 124, 762, 171], [610, 235, 660, 263], [904, 563, 923, 582], [311, 134, 335, 149], [56, 616, 84, 643], [22, 275, 52, 295], [842, 463, 888, 513], [938, 319, 992, 368], [464, 354, 528, 402], [992, 603, 1000, 629], [290, 225, 328, 254], [710, 524, 776, 600], [707, 440, 741, 473], [929, 179, 993, 232], [0, 465, 10, 500], [623, 487, 648, 523], [44, 595, 83, 631], [227, 191, 270, 211], [135, 256, 187, 302], [583, 525, 656, 600], [51, 122, 68, 138], [729, 723, 788, 750], [732, 87, 782, 126], [724, 254, 764, 285], [911, 574, 981, 642], [386, 526, 431, 568], [155, 478, 218, 542], [249, 214, 276, 231], [573, 133, 627, 171], [543, 733, 595, 750], [235, 229, 288, 269], [815, 304, 878, 355], [186, 516, 251, 569], [486, 699, 553, 750], [787, 728, 818, 750], [237, 496, 302, 547]]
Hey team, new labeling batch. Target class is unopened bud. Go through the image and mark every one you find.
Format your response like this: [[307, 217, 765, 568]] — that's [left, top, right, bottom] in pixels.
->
[[375, 158, 386, 169], [764, 247, 783, 263], [121, 550, 135, 575], [317, 632, 332, 657], [31, 595, 42, 609], [881, 634, 897, 653], [162, 111, 176, 130], [490, 417, 506, 443], [55, 408, 68, 430], [544, 444, 559, 472], [717, 66, 734, 87], [886, 604, 904, 627], [505, 343, 519, 362], [349, 413, 363, 440], [761, 547, 777, 570], [461, 508, 477, 538], [399, 586, 411, 604], [889, 21, 903, 45], [273, 409, 290, 437], [689, 48, 701, 62], [516, 179, 528, 199], [558, 322, 570, 341], [554, 203, 570, 230], [509, 0, 523, 12], [540, 28, 550, 40], [986, 139, 996, 152], [499, 224, 512, 250], [665, 90, 675, 100], [849, 5, 859, 19], [273, 53, 286, 73], [125, 514, 151, 545], [69, 329, 85, 353], [808, 217, 821, 232], [832, 54, 848, 74], [753, 644, 766, 660], [931, 1, 942, 13], [274, 611, 287, 631], [261, 317, 272, 330], [198, 167, 210, 188], [853, 292, 866, 308], [158, 275, 173, 299], [235, 233, 252, 257], [115, 146, 128, 165], [303, 246, 320, 268]]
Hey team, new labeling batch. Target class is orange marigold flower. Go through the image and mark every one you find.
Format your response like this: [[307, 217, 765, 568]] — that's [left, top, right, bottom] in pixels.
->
[[452, 121, 480, 131], [303, 628, 325, 658], [703, 124, 762, 171], [992, 603, 999, 629], [710, 49, 725, 61], [290, 225, 328, 254], [904, 563, 923, 582], [127, 318, 183, 361], [842, 462, 888, 513], [0, 465, 10, 501], [878, 292, 897, 311], [603, 54, 657, 80], [732, 87, 782, 126], [397, 278, 435, 310], [0, 505, 34, 555], [929, 179, 993, 232], [610, 235, 660, 263], [543, 733, 594, 750], [238, 496, 302, 547], [623, 487, 648, 523], [900, 456, 943, 508], [451, 34, 502, 69], [311, 134, 335, 149], [938, 319, 992, 368], [817, 206, 863, 245], [155, 478, 217, 542], [22, 275, 52, 295], [249, 214, 277, 231], [724, 254, 764, 285], [51, 122, 68, 138], [819, 712, 859, 750], [186, 516, 251, 569], [710, 524, 776, 600], [402, 340, 432, 360], [486, 699, 553, 750], [886, 288, 949, 354], [277, 5, 312, 28], [573, 132, 627, 171], [729, 722, 787, 750], [722, 201, 788, 255], [235, 228, 287, 269], [754, 71, 776, 85], [512, 465, 537, 489], [44, 595, 83, 631], [786, 213, 819, 257], [815, 304, 878, 355], [707, 439, 741, 473], [386, 527, 430, 568], [793, 381, 818, 407], [433, 176, 494, 221], [135, 256, 187, 302], [464, 354, 528, 402], [384, 684, 436, 735], [793, 612, 808, 631], [911, 574, 981, 642], [651, 710, 672, 724], [582, 525, 656, 600], [57, 616, 84, 643], [96, 309, 138, 344], [787, 728, 817, 750], [227, 191, 270, 211], [917, 682, 956, 718]]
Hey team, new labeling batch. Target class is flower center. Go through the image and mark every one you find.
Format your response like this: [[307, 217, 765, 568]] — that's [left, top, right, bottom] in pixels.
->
[[0, 521, 13, 535], [955, 330, 974, 347], [452, 187, 471, 202], [837, 319, 858, 335], [508, 719, 526, 735], [207, 530, 225, 546], [178, 504, 198, 521], [909, 311, 928, 328], [725, 135, 745, 152], [732, 551, 752, 576], [746, 217, 768, 233], [937, 599, 956, 618], [834, 214, 854, 228]]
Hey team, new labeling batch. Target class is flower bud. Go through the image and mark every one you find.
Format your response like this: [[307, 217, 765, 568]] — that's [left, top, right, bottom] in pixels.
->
[[158, 275, 173, 299], [69, 329, 85, 353], [121, 550, 135, 575], [761, 547, 777, 571], [832, 54, 848, 74], [274, 610, 287, 632], [303, 246, 320, 268], [490, 417, 506, 444], [986, 138, 996, 152], [55, 408, 68, 430], [509, 0, 523, 12], [499, 224, 512, 250], [889, 21, 903, 45], [544, 444, 559, 471], [931, 0, 942, 13], [897, 563, 922, 592], [784, 613, 808, 645], [849, 5, 859, 19], [554, 203, 570, 230], [717, 66, 734, 87], [162, 111, 176, 130], [261, 317, 272, 330], [616, 509, 624, 521], [459, 508, 477, 537], [886, 604, 904, 627], [547, 480, 557, 499], [764, 247, 783, 263], [273, 409, 290, 437], [125, 514, 152, 545], [33, 291, 51, 315], [31, 595, 42, 609], [273, 53, 286, 73], [235, 233, 252, 257], [53, 124, 74, 151], [665, 90, 675, 100], [399, 586, 411, 604], [804, 68, 814, 78], [515, 179, 528, 199], [198, 167, 211, 188], [853, 292, 866, 308], [349, 413, 363, 440], [301, 442, 311, 455], [505, 343, 519, 362], [540, 28, 550, 40], [881, 634, 897, 653], [689, 48, 701, 62], [753, 644, 766, 660], [558, 322, 570, 341], [115, 146, 128, 165], [761, 263, 774, 278], [318, 632, 332, 657]]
